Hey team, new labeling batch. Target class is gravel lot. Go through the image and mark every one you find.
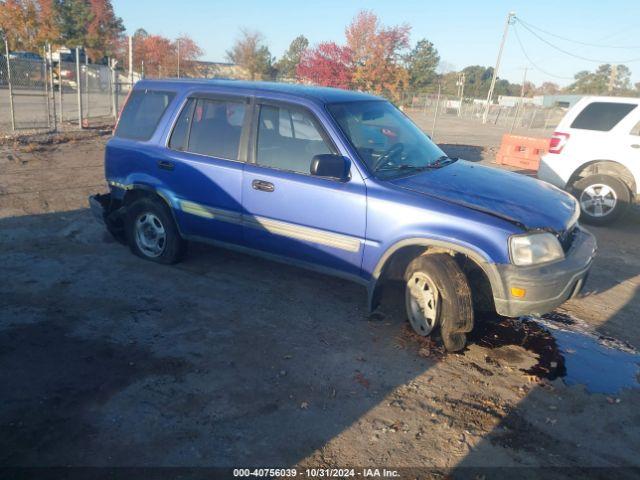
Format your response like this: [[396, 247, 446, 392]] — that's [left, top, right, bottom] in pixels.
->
[[1, 116, 639, 477]]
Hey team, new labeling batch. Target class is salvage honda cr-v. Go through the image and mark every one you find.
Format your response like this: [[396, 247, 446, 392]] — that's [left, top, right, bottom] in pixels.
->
[[90, 79, 597, 351]]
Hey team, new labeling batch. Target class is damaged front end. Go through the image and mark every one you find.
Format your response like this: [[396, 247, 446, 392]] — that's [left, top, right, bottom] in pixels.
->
[[89, 193, 127, 243]]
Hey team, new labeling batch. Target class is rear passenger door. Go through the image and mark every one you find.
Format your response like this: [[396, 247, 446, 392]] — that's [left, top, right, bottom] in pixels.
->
[[159, 94, 250, 244], [241, 101, 366, 277]]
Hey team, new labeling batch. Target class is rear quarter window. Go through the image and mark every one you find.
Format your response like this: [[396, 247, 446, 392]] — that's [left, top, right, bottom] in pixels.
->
[[570, 102, 637, 132], [115, 89, 176, 140]]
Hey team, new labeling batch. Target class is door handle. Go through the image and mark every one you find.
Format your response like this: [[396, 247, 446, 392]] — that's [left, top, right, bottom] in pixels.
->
[[157, 160, 174, 171], [631, 144, 640, 149], [252, 179, 275, 192]]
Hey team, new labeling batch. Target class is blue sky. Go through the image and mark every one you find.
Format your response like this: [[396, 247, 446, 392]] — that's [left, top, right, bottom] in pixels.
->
[[112, 0, 640, 87]]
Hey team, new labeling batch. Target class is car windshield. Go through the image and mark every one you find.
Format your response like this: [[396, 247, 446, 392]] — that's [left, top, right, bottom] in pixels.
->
[[327, 100, 451, 178]]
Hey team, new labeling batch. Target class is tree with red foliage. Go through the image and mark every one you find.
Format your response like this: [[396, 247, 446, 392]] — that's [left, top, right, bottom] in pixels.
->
[[132, 29, 202, 78], [85, 0, 124, 60], [296, 41, 352, 89], [345, 10, 410, 100]]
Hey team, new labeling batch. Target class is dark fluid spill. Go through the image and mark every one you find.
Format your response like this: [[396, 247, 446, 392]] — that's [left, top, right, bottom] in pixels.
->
[[537, 313, 640, 394], [469, 313, 640, 394]]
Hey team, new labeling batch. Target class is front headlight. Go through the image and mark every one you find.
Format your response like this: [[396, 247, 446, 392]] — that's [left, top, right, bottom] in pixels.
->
[[509, 232, 564, 266]]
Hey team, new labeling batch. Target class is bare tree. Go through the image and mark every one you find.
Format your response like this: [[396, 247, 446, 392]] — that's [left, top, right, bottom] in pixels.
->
[[226, 29, 273, 80]]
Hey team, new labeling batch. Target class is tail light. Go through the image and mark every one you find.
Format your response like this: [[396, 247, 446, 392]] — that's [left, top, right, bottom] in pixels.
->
[[549, 132, 570, 154], [113, 89, 133, 134]]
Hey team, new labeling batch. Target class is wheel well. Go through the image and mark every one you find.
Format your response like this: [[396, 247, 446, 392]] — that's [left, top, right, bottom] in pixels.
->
[[569, 161, 637, 195], [372, 245, 495, 313], [123, 187, 160, 207]]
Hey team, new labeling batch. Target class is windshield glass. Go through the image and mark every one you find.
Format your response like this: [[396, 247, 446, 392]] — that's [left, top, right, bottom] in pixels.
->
[[327, 100, 448, 178]]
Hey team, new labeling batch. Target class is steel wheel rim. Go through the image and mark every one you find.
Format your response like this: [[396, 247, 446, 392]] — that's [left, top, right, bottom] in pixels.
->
[[406, 272, 440, 335], [134, 213, 166, 258], [579, 183, 617, 218]]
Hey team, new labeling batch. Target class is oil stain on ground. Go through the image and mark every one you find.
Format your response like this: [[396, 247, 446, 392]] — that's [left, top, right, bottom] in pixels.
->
[[469, 312, 640, 394]]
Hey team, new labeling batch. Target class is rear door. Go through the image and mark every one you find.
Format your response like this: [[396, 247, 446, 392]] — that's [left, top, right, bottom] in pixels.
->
[[564, 100, 638, 161], [157, 93, 251, 244], [241, 100, 367, 277]]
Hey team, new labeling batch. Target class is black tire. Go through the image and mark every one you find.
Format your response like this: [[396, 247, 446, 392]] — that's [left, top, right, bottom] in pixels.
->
[[404, 253, 474, 352], [125, 196, 186, 264], [572, 174, 631, 226]]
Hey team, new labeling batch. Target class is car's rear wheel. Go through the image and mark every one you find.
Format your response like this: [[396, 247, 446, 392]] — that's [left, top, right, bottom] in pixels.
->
[[404, 253, 474, 352], [573, 174, 630, 225], [125, 197, 186, 264]]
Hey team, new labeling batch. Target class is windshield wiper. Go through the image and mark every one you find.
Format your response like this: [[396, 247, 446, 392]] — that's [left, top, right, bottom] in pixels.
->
[[428, 155, 458, 168], [375, 164, 430, 174]]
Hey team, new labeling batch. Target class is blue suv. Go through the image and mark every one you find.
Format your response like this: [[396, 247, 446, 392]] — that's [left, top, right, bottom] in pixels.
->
[[90, 79, 597, 351]]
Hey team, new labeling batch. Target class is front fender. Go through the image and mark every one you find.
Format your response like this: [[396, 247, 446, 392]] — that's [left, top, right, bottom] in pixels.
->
[[366, 237, 506, 313]]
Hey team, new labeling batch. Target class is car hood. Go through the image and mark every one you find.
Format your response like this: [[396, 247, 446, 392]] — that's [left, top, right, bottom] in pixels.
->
[[389, 160, 577, 233]]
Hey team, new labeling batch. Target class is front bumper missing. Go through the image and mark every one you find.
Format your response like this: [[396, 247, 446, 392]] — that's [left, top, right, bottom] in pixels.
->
[[89, 194, 109, 225], [88, 193, 126, 242], [493, 226, 597, 317]]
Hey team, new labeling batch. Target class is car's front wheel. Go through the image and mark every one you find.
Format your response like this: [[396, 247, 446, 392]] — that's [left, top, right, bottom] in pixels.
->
[[404, 253, 474, 352], [573, 174, 630, 225], [125, 196, 186, 264]]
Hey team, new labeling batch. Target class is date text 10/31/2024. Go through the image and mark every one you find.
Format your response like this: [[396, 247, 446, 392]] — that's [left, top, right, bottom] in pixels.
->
[[233, 468, 400, 477]]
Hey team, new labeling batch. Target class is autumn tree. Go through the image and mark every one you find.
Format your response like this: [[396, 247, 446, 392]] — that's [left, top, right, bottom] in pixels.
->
[[175, 35, 203, 77], [345, 10, 410, 100], [297, 41, 352, 89], [130, 29, 202, 78], [84, 0, 124, 60], [406, 39, 440, 92], [0, 0, 40, 51], [35, 0, 62, 46], [536, 81, 560, 95], [0, 0, 123, 60], [226, 29, 273, 80], [275, 35, 308, 80]]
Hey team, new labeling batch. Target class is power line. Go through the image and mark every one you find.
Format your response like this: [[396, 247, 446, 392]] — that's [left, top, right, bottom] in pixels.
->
[[516, 17, 640, 49], [513, 25, 575, 80], [515, 17, 640, 63]]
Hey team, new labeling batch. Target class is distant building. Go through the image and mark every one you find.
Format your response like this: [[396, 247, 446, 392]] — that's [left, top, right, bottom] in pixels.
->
[[497, 95, 543, 107], [533, 94, 584, 109], [497, 94, 585, 109], [191, 61, 248, 79]]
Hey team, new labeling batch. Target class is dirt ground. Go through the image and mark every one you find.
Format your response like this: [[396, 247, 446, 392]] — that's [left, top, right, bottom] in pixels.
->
[[1, 115, 639, 479]]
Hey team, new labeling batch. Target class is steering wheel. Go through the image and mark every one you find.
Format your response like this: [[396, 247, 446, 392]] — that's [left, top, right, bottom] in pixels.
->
[[371, 143, 404, 172]]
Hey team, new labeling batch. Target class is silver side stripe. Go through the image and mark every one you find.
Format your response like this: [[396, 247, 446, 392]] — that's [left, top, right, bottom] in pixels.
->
[[179, 200, 243, 225], [178, 200, 361, 253]]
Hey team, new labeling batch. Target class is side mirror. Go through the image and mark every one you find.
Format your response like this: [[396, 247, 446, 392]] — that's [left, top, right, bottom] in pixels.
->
[[310, 154, 350, 181]]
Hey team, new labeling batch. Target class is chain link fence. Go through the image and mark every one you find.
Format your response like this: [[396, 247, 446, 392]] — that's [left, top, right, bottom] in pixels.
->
[[0, 55, 51, 132], [399, 92, 566, 140], [1, 40, 566, 139], [0, 40, 137, 135]]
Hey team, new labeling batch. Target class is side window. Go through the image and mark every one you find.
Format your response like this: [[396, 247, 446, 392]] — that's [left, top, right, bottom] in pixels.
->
[[168, 98, 196, 151], [630, 121, 640, 136], [570, 102, 637, 132], [256, 105, 333, 174], [185, 98, 246, 160], [115, 89, 176, 140]]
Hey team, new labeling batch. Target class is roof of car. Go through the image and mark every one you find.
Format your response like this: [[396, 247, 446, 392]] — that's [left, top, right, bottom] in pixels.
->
[[134, 78, 382, 104], [580, 95, 640, 105]]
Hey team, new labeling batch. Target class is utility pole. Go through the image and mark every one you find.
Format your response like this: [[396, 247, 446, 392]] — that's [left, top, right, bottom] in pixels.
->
[[456, 72, 466, 117], [608, 64, 617, 93], [483, 11, 516, 124]]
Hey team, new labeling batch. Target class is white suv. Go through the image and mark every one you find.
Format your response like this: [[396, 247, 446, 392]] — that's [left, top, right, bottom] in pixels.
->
[[538, 96, 640, 225]]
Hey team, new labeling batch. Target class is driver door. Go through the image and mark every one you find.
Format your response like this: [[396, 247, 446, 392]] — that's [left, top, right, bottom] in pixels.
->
[[241, 101, 367, 277]]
